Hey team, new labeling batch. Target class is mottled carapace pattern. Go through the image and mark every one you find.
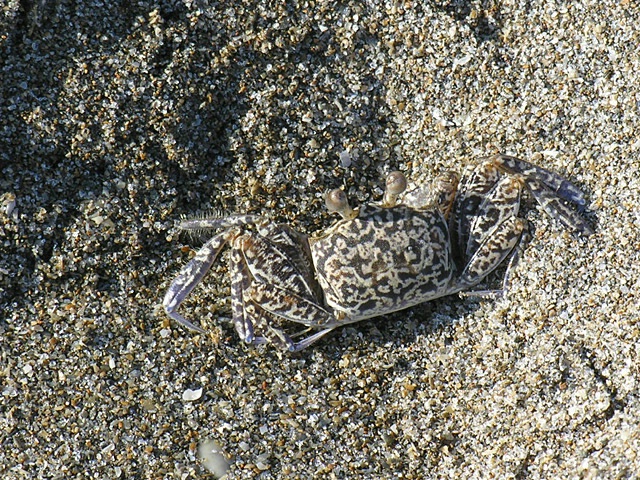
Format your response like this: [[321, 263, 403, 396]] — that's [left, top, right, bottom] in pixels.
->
[[311, 205, 453, 319]]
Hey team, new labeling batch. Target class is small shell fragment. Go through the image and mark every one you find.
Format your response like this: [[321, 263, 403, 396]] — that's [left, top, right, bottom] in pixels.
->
[[198, 439, 230, 478], [182, 387, 203, 401], [2, 192, 16, 217], [339, 149, 352, 167]]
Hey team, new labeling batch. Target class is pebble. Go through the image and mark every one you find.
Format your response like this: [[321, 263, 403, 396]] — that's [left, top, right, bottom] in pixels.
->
[[198, 439, 230, 478], [182, 387, 203, 402]]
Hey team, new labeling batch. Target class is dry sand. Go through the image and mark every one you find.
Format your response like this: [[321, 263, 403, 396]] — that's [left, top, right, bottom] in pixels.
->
[[2, 1, 640, 478]]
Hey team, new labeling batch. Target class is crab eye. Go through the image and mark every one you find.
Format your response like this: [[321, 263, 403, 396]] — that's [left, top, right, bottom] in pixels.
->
[[325, 188, 356, 219], [325, 188, 349, 213], [386, 171, 407, 195]]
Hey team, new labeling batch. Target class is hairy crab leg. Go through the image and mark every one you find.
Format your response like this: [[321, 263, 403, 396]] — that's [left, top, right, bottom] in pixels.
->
[[178, 214, 266, 231], [163, 229, 239, 333]]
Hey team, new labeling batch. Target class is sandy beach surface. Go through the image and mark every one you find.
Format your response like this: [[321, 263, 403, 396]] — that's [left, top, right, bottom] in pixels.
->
[[2, 1, 640, 478]]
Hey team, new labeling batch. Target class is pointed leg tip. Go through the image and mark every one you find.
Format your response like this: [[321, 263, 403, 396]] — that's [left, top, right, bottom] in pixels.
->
[[164, 309, 208, 334]]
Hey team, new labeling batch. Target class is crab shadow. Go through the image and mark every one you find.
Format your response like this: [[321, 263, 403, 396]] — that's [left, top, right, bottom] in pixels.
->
[[293, 294, 484, 355]]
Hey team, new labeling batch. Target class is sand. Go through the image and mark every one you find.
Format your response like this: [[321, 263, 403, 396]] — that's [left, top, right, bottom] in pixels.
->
[[2, 1, 640, 478]]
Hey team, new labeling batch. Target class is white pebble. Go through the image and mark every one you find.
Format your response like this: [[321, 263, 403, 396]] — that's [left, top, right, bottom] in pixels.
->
[[339, 149, 352, 167], [3, 193, 16, 217], [182, 387, 203, 401], [198, 440, 230, 478]]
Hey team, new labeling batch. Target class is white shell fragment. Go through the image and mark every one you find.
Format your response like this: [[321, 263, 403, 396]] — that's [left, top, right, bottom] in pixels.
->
[[1, 192, 17, 219], [182, 387, 203, 402], [339, 149, 352, 167], [198, 439, 230, 478]]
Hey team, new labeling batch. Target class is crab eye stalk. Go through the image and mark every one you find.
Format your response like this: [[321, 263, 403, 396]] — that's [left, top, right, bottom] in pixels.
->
[[431, 171, 459, 218], [382, 171, 407, 207], [325, 188, 357, 220]]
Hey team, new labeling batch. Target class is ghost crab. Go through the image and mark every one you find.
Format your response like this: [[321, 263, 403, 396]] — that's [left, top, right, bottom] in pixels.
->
[[163, 155, 592, 351]]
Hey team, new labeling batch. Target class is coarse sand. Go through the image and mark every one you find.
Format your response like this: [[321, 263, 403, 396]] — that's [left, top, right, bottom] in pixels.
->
[[2, 1, 640, 478]]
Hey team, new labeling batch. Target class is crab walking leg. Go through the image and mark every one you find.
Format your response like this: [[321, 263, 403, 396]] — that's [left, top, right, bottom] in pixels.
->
[[459, 216, 525, 288], [241, 228, 318, 298], [163, 229, 238, 333], [289, 328, 336, 351], [520, 177, 594, 235], [459, 220, 530, 299], [450, 161, 502, 262], [232, 229, 314, 345], [229, 244, 255, 343], [255, 310, 333, 351], [493, 155, 593, 234], [466, 176, 521, 259], [493, 155, 587, 206], [242, 303, 296, 351], [247, 283, 338, 351], [497, 220, 530, 294], [263, 321, 297, 351], [178, 214, 266, 231], [244, 303, 334, 351], [248, 283, 339, 327]]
